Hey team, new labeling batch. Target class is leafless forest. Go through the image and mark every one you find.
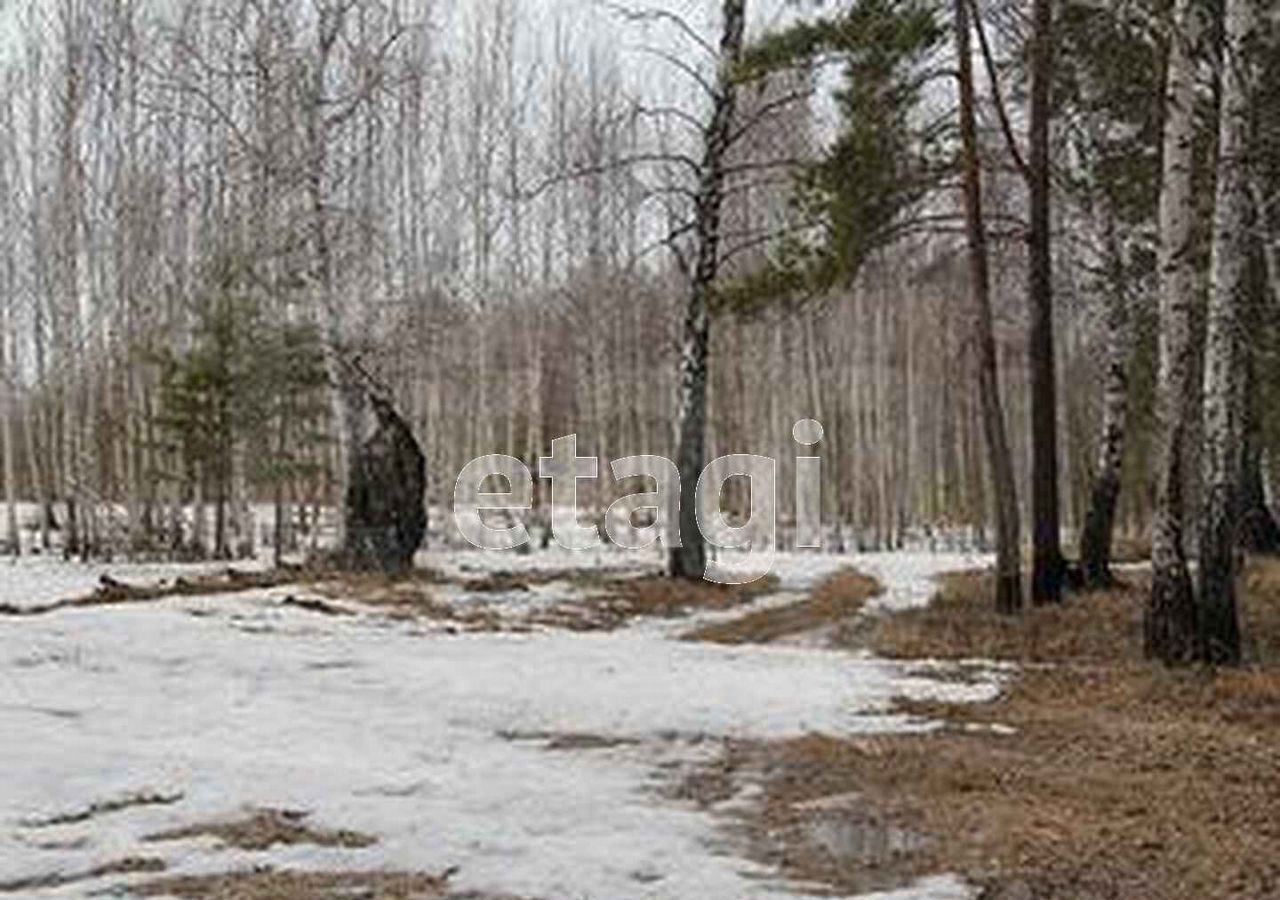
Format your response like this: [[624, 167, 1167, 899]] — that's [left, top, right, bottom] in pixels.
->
[[0, 0, 1276, 648]]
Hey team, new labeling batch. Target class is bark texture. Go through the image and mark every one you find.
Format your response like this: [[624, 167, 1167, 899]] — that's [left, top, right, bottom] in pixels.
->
[[1238, 433, 1280, 555], [669, 0, 746, 579], [1027, 0, 1063, 604], [341, 393, 427, 573], [1195, 0, 1259, 665], [1080, 221, 1135, 588], [955, 0, 1022, 613], [1146, 0, 1201, 664]]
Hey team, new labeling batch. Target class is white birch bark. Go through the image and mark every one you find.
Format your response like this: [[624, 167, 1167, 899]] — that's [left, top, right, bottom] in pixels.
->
[[1146, 0, 1203, 663], [1195, 0, 1260, 665], [668, 0, 746, 578]]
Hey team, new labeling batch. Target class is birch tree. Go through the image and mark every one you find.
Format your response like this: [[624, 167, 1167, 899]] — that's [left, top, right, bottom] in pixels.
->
[[1195, 0, 1262, 665], [1145, 0, 1203, 664], [669, 0, 746, 579]]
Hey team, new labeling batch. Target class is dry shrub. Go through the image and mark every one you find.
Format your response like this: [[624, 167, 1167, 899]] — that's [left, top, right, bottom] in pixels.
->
[[685, 568, 881, 644]]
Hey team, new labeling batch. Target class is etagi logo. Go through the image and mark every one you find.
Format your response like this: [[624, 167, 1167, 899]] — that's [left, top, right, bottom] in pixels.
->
[[453, 419, 825, 585]]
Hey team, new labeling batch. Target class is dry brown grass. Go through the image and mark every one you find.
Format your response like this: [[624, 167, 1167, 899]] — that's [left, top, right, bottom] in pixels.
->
[[681, 558, 1280, 899], [863, 569, 1146, 662], [1241, 559, 1280, 664], [684, 568, 881, 644], [668, 734, 938, 896], [1061, 533, 1152, 566], [315, 569, 777, 632], [870, 558, 1280, 668], [311, 571, 477, 624], [577, 573, 779, 627], [145, 808, 377, 852], [132, 868, 456, 899]]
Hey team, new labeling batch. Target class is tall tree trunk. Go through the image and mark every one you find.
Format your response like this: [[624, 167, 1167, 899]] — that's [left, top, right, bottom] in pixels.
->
[[668, 0, 746, 579], [1080, 219, 1134, 588], [1241, 183, 1280, 554], [954, 0, 1022, 613], [1, 328, 16, 556], [1238, 363, 1280, 554], [1027, 0, 1063, 603], [1195, 0, 1259, 665], [1146, 0, 1203, 664]]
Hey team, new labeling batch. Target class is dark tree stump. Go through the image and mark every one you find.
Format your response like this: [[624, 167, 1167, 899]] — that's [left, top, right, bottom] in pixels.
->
[[342, 394, 427, 572]]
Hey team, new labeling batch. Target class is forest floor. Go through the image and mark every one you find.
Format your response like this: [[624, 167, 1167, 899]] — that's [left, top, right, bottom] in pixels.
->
[[682, 561, 1280, 900], [0, 545, 994, 900], [6, 545, 1271, 899]]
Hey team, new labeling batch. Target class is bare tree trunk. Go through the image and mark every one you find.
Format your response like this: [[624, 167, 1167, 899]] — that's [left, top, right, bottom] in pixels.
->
[[1, 287, 16, 557], [1146, 0, 1203, 664], [955, 0, 1022, 612], [1027, 0, 1063, 603], [1238, 361, 1280, 554], [669, 0, 746, 579], [1195, 0, 1259, 665], [1080, 219, 1134, 587], [1242, 181, 1280, 554]]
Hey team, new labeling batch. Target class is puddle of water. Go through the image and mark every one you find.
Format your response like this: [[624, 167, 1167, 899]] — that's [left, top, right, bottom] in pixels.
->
[[806, 816, 924, 865]]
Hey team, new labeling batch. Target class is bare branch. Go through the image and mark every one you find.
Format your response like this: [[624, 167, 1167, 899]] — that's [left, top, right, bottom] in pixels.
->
[[966, 0, 1029, 180], [594, 1, 718, 58]]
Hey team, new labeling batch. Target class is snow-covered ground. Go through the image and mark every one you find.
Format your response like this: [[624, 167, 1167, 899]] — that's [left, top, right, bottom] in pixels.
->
[[0, 548, 996, 899], [0, 553, 274, 612]]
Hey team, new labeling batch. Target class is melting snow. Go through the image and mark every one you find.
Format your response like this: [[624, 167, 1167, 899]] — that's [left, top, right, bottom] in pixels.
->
[[1, 547, 996, 898]]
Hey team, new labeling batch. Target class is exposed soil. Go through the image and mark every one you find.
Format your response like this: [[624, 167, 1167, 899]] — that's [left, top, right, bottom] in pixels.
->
[[576, 573, 778, 626], [132, 868, 458, 899], [683, 568, 881, 644], [0, 567, 306, 616], [310, 568, 776, 633], [144, 808, 378, 851], [1, 560, 778, 639]]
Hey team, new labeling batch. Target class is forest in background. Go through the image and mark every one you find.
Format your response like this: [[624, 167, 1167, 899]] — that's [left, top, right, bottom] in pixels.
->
[[0, 0, 1275, 623]]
